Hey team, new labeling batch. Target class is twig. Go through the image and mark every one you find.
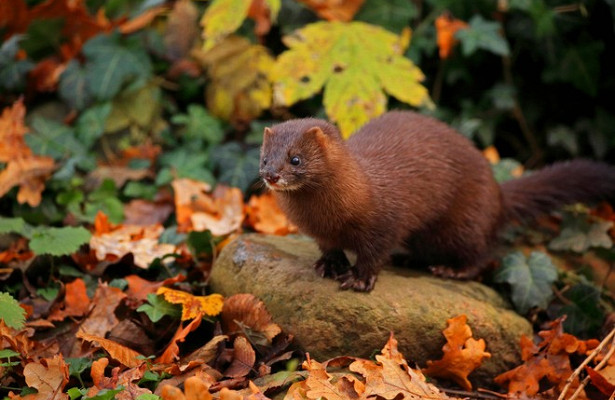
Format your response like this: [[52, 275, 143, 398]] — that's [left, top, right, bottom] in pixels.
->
[[557, 326, 615, 400], [441, 387, 504, 399], [567, 332, 615, 400]]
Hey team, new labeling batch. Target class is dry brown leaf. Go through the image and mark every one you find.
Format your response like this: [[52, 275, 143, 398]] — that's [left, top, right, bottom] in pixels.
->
[[158, 314, 204, 364], [157, 287, 224, 320], [88, 357, 151, 399], [124, 199, 174, 226], [87, 165, 152, 189], [0, 320, 35, 358], [77, 331, 144, 368], [48, 278, 91, 321], [164, 0, 200, 61], [118, 5, 167, 34], [224, 336, 256, 378], [0, 237, 33, 263], [172, 179, 245, 236], [296, 0, 366, 22], [422, 314, 491, 390], [76, 283, 126, 339], [221, 294, 281, 342], [245, 193, 298, 235], [125, 274, 185, 301], [182, 335, 229, 364], [23, 354, 69, 400], [494, 317, 598, 397]]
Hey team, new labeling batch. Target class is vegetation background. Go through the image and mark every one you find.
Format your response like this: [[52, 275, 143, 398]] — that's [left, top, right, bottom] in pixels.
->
[[1, 0, 615, 399]]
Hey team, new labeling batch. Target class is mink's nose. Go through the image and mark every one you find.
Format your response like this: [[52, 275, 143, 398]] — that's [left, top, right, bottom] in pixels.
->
[[262, 171, 280, 184]]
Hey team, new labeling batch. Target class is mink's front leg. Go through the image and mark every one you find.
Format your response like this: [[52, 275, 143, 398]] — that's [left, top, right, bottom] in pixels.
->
[[339, 246, 382, 292], [313, 248, 351, 279]]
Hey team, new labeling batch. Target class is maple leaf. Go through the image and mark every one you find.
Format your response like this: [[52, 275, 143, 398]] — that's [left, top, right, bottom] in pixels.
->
[[157, 287, 224, 320], [434, 14, 468, 59], [195, 36, 274, 123], [296, 0, 366, 22], [422, 315, 491, 390], [77, 331, 144, 368], [271, 21, 432, 137], [245, 193, 298, 235], [200, 0, 280, 50], [0, 99, 55, 206]]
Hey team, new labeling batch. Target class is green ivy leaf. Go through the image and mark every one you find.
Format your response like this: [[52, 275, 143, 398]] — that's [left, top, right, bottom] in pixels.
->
[[29, 227, 91, 256], [210, 142, 260, 192], [556, 282, 604, 338], [456, 15, 510, 57], [84, 387, 124, 400], [0, 292, 26, 330], [542, 42, 603, 97], [137, 294, 181, 323], [59, 60, 94, 111], [355, 0, 417, 33], [37, 286, 60, 302], [26, 117, 86, 160], [76, 103, 112, 148], [491, 158, 523, 183], [158, 149, 214, 185], [83, 33, 152, 101], [0, 36, 34, 92], [547, 126, 578, 156], [494, 251, 558, 314], [549, 213, 613, 253], [171, 104, 225, 147]]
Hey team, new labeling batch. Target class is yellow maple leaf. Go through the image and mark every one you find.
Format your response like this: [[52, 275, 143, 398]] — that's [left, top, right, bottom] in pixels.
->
[[271, 21, 433, 138], [200, 0, 280, 50], [194, 36, 274, 123], [157, 287, 224, 320]]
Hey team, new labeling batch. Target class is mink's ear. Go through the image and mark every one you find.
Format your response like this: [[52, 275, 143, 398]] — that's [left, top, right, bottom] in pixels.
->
[[264, 127, 273, 138], [305, 127, 328, 148]]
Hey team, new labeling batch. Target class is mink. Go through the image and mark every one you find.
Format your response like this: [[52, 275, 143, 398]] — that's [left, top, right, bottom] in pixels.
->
[[259, 111, 615, 292]]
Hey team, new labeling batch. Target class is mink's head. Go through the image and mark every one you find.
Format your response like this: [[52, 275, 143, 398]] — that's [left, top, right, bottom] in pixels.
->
[[260, 118, 342, 192]]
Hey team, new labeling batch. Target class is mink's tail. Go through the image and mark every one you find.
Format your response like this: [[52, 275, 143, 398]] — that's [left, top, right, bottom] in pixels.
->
[[500, 160, 615, 222]]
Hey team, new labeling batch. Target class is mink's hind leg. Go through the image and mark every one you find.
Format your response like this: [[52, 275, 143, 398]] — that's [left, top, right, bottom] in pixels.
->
[[314, 248, 351, 279]]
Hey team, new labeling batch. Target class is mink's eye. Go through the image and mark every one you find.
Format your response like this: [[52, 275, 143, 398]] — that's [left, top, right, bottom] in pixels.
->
[[262, 157, 268, 165], [290, 156, 301, 166]]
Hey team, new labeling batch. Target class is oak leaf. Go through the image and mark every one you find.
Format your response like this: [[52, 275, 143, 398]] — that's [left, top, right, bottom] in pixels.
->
[[271, 21, 431, 137], [47, 278, 91, 321], [23, 355, 69, 400], [246, 193, 298, 235], [157, 287, 224, 320], [434, 14, 468, 59], [0, 100, 55, 206], [296, 0, 366, 22], [194, 36, 274, 123], [172, 179, 245, 236], [200, 0, 280, 50], [77, 331, 144, 368], [422, 315, 490, 390]]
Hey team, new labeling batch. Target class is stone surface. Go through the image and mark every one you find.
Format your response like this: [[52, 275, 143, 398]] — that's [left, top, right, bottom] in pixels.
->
[[210, 234, 532, 383]]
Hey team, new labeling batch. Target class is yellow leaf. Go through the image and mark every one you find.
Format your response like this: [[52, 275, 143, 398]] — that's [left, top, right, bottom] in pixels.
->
[[271, 21, 432, 138], [200, 0, 280, 50], [194, 36, 274, 122], [157, 287, 224, 320]]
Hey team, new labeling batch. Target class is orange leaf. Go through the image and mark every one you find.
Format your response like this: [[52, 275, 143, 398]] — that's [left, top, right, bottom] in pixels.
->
[[224, 336, 256, 378], [435, 14, 468, 59], [587, 366, 615, 396], [124, 199, 174, 226], [221, 294, 281, 342], [296, 0, 366, 22], [157, 314, 203, 364], [422, 314, 491, 390], [125, 274, 185, 301], [48, 278, 91, 321], [90, 358, 110, 388], [247, 0, 276, 37], [118, 5, 167, 34], [0, 0, 30, 38], [157, 287, 224, 320], [77, 283, 126, 338], [0, 320, 35, 358], [77, 331, 144, 368], [23, 355, 69, 400], [245, 193, 298, 235], [0, 237, 33, 263]]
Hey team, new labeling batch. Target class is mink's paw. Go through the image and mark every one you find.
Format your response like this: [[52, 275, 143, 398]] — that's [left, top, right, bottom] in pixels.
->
[[339, 273, 376, 292], [313, 250, 350, 279]]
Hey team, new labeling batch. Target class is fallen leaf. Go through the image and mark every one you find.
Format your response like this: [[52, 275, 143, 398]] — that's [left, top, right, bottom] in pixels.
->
[[125, 274, 185, 301], [76, 283, 126, 339], [124, 199, 174, 226], [221, 294, 281, 342], [165, 0, 201, 61], [435, 14, 469, 59], [48, 278, 91, 321], [422, 315, 491, 390], [245, 193, 298, 235], [158, 314, 204, 364], [271, 21, 431, 137], [0, 320, 35, 358], [194, 36, 274, 123], [118, 5, 167, 34], [172, 179, 245, 236], [77, 331, 144, 368], [587, 366, 615, 396], [0, 237, 34, 263], [296, 0, 366, 22], [87, 166, 152, 189], [224, 336, 256, 378], [157, 287, 224, 320], [23, 354, 69, 400]]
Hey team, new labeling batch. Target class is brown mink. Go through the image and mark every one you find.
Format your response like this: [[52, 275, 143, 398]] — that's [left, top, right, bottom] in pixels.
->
[[259, 111, 615, 292]]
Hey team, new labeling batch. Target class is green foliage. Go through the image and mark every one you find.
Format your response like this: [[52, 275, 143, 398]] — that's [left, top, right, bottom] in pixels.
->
[[456, 15, 510, 56], [210, 142, 260, 192], [0, 292, 26, 330], [556, 282, 604, 338], [0, 36, 34, 92], [0, 349, 21, 367], [494, 251, 558, 314], [549, 212, 613, 253], [84, 387, 124, 400], [137, 294, 181, 323]]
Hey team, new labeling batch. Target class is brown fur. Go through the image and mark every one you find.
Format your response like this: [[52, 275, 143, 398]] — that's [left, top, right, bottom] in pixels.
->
[[259, 111, 615, 291]]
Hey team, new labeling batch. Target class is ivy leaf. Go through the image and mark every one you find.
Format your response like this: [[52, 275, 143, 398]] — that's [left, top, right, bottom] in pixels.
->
[[0, 35, 34, 92], [355, 0, 417, 33], [26, 117, 86, 161], [171, 104, 224, 146], [82, 33, 152, 101], [210, 142, 260, 192], [29, 226, 91, 256], [547, 125, 578, 156], [0, 292, 26, 330], [85, 388, 124, 400], [137, 294, 182, 323], [272, 21, 431, 137], [494, 251, 558, 314], [542, 42, 603, 97], [59, 60, 94, 111], [456, 15, 510, 57], [556, 283, 604, 337], [158, 149, 214, 185], [549, 213, 613, 253], [76, 103, 112, 149], [491, 158, 523, 183], [104, 84, 161, 133]]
